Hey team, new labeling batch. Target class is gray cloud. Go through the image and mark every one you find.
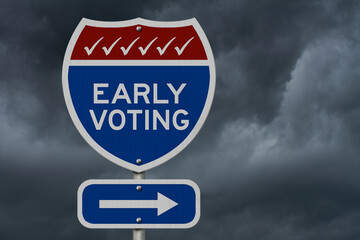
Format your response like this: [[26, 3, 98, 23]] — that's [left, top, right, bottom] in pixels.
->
[[0, 0, 360, 239]]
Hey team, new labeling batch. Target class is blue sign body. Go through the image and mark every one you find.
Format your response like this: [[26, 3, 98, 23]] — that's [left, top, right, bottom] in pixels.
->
[[68, 66, 209, 164], [78, 179, 200, 229]]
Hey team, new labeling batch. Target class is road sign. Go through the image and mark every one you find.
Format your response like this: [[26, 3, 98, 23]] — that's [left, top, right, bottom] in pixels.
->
[[62, 18, 216, 172], [78, 179, 200, 229]]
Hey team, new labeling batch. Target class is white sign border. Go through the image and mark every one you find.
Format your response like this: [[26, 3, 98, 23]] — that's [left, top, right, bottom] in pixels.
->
[[77, 179, 201, 229], [62, 18, 216, 172]]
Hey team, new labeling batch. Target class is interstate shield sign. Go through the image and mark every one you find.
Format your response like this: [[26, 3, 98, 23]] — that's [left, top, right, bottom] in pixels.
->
[[62, 18, 216, 172]]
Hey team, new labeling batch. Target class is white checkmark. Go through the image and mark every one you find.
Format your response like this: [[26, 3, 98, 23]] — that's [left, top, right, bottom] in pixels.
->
[[102, 37, 122, 56], [120, 37, 140, 56], [156, 37, 176, 56], [84, 37, 104, 56], [175, 37, 194, 56], [138, 37, 158, 55]]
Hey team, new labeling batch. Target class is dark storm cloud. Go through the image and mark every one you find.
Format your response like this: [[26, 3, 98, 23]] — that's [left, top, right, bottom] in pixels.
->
[[181, 27, 360, 233], [147, 0, 360, 126], [0, 0, 165, 141], [1, 0, 360, 240]]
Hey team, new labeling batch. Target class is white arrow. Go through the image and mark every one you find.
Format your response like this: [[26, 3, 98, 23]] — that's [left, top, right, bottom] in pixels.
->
[[99, 192, 178, 216]]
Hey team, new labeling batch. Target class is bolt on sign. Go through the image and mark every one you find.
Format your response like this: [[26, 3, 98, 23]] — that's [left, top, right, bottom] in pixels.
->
[[62, 18, 216, 172]]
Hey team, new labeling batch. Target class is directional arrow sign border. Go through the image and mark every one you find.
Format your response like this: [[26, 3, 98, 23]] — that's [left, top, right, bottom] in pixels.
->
[[77, 179, 200, 229]]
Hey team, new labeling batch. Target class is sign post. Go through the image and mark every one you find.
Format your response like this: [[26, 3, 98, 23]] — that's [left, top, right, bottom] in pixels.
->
[[133, 172, 145, 240], [62, 17, 215, 238]]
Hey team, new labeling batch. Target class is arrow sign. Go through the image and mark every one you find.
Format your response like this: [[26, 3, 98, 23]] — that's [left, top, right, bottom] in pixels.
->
[[99, 192, 178, 216], [78, 179, 200, 229]]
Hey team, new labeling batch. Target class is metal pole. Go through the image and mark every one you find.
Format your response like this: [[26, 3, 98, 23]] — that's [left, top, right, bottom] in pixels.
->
[[133, 171, 145, 240], [133, 171, 145, 179]]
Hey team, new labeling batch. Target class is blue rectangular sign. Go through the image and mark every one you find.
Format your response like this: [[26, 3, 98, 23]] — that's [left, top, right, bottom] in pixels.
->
[[78, 179, 200, 229]]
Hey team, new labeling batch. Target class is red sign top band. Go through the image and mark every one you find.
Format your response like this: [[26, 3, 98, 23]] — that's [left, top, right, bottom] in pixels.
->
[[71, 25, 207, 60]]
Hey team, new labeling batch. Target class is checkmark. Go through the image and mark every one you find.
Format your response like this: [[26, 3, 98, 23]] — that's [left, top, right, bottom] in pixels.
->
[[156, 37, 176, 56], [102, 37, 122, 55], [175, 37, 194, 56], [138, 37, 158, 55], [84, 37, 104, 56], [120, 37, 140, 56]]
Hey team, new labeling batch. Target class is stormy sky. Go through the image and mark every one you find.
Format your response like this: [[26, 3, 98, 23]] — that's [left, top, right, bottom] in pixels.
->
[[1, 0, 360, 239]]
